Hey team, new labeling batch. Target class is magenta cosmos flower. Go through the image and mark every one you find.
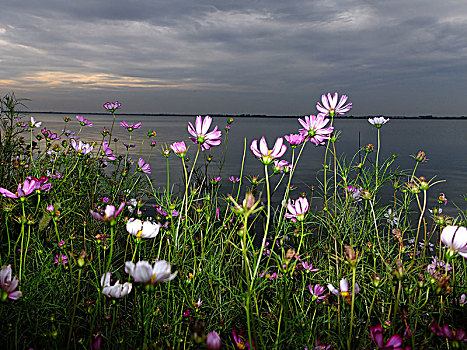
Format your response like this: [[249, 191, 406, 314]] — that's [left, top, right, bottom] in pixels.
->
[[90, 203, 125, 222], [250, 136, 287, 165], [284, 133, 305, 148], [316, 92, 352, 117], [298, 114, 334, 146], [188, 115, 222, 151], [0, 179, 37, 199], [1, 265, 23, 301], [441, 225, 467, 258], [137, 158, 151, 174], [170, 141, 187, 158], [120, 120, 142, 132], [103, 101, 121, 112], [309, 284, 326, 302], [125, 260, 177, 286], [370, 325, 409, 350], [285, 197, 309, 222]]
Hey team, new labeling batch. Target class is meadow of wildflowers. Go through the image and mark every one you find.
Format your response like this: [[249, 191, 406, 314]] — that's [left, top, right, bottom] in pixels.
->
[[0, 92, 466, 350]]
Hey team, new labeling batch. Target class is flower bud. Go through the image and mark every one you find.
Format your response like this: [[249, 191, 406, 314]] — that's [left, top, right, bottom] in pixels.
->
[[206, 331, 221, 350]]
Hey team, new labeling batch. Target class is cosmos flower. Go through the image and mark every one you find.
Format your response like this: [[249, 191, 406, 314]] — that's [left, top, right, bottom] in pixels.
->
[[120, 120, 142, 132], [210, 177, 221, 184], [232, 329, 253, 350], [273, 160, 291, 174], [345, 185, 362, 201], [41, 128, 61, 140], [103, 101, 121, 112], [126, 218, 160, 239], [137, 158, 151, 174], [100, 272, 132, 298], [301, 261, 319, 272], [327, 278, 360, 297], [125, 260, 178, 286], [0, 265, 23, 301], [316, 92, 352, 117], [71, 139, 93, 155], [29, 116, 42, 128], [0, 179, 37, 199], [250, 136, 287, 165], [430, 321, 467, 343], [206, 331, 222, 350], [309, 284, 326, 302], [285, 197, 309, 222], [90, 203, 125, 223], [229, 176, 240, 183], [368, 117, 389, 128], [53, 254, 68, 265], [441, 225, 467, 258], [298, 114, 334, 146], [370, 324, 408, 350], [188, 115, 222, 151], [170, 141, 187, 158], [284, 133, 305, 148], [102, 141, 116, 161], [76, 115, 93, 127]]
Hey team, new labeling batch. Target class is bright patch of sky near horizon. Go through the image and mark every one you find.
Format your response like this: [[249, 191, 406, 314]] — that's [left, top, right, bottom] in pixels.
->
[[1, 0, 466, 115]]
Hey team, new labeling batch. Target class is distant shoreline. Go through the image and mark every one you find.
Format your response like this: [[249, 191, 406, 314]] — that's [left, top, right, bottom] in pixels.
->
[[16, 111, 467, 119]]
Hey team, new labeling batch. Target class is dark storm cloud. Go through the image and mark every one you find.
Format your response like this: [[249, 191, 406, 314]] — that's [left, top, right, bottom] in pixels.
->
[[0, 0, 466, 115]]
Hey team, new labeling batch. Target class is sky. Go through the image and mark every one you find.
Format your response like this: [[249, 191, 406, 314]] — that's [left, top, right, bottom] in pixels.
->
[[1, 0, 466, 116]]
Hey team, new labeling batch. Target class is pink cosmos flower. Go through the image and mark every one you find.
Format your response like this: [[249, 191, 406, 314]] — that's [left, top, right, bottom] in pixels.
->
[[53, 254, 68, 265], [301, 261, 319, 272], [298, 114, 334, 146], [284, 133, 305, 148], [101, 272, 132, 298], [103, 101, 121, 112], [229, 176, 240, 183], [120, 120, 142, 131], [71, 139, 93, 155], [250, 136, 287, 165], [28, 176, 52, 192], [206, 331, 222, 350], [370, 324, 409, 350], [90, 203, 125, 222], [441, 225, 467, 258], [76, 115, 93, 127], [285, 197, 309, 222], [316, 92, 352, 117], [102, 141, 116, 161], [309, 284, 326, 302], [125, 260, 177, 285], [188, 115, 222, 151], [0, 265, 23, 301], [211, 177, 221, 184], [273, 160, 291, 174], [137, 158, 151, 174], [170, 141, 187, 158], [0, 179, 37, 199]]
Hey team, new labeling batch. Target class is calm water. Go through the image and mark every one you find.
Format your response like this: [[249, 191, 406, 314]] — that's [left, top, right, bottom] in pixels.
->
[[26, 113, 467, 214]]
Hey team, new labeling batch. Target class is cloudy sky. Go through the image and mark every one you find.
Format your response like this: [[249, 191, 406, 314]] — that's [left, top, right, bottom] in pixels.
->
[[1, 0, 466, 115]]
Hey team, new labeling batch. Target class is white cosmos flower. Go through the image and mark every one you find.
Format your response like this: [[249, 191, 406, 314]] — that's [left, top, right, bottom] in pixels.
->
[[100, 272, 132, 298], [368, 117, 389, 128], [441, 225, 467, 258], [126, 218, 160, 238], [30, 116, 42, 128], [125, 260, 177, 285]]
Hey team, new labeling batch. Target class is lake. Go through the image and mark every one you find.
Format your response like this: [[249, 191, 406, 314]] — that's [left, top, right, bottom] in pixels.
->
[[24, 113, 467, 215]]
